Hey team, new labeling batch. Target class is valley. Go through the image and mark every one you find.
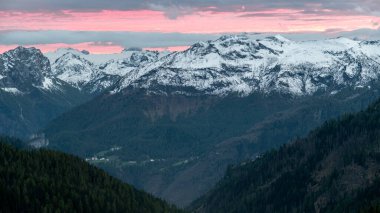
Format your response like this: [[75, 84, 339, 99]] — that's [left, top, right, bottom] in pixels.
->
[[3, 34, 380, 207]]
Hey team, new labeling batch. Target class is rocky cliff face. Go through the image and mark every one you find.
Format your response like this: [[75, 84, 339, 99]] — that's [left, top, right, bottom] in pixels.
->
[[0, 47, 52, 92]]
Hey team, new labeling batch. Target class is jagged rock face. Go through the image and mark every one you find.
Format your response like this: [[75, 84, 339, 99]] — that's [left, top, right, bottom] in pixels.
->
[[129, 50, 160, 66], [115, 34, 380, 96], [96, 52, 156, 87], [100, 50, 160, 73], [0, 47, 51, 90]]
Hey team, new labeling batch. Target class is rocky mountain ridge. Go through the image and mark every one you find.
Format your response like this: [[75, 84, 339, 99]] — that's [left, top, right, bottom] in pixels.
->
[[45, 48, 166, 93], [113, 34, 380, 96]]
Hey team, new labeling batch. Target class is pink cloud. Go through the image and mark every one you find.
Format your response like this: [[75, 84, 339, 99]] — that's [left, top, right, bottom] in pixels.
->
[[1, 9, 380, 33], [1, 8, 380, 53]]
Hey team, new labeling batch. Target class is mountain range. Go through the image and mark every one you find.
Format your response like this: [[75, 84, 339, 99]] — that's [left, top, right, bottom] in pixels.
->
[[114, 34, 380, 96], [2, 34, 380, 206]]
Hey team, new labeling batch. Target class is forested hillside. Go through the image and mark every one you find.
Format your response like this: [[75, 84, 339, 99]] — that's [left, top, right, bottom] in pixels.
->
[[191, 99, 380, 213], [0, 137, 180, 213]]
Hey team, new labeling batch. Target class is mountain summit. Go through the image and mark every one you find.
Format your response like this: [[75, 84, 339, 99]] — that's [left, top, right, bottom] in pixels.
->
[[0, 47, 53, 92]]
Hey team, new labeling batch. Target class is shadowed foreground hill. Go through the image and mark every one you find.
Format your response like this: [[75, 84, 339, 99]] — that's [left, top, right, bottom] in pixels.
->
[[0, 137, 180, 213], [191, 99, 380, 213]]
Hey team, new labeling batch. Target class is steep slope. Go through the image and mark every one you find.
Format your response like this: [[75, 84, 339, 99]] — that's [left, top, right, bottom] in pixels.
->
[[191, 98, 380, 213], [0, 136, 180, 212], [0, 47, 89, 138]]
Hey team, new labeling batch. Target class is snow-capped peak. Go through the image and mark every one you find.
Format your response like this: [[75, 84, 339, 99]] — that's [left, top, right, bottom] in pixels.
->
[[51, 52, 96, 88], [46, 48, 85, 62]]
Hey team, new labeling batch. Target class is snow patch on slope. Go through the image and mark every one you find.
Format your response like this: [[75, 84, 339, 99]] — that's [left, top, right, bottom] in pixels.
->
[[1, 87, 23, 95]]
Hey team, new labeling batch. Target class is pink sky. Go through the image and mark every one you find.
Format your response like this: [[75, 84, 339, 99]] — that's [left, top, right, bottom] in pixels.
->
[[2, 9, 379, 33], [1, 8, 380, 53]]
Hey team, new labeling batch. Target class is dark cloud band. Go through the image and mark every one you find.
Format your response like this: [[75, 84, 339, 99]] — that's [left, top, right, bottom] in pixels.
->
[[0, 30, 221, 48], [1, 0, 380, 18], [1, 29, 380, 49]]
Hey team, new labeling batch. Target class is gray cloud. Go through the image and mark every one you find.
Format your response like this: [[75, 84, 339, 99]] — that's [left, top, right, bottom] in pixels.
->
[[1, 29, 380, 50], [1, 0, 380, 18], [0, 30, 221, 48], [334, 28, 380, 40]]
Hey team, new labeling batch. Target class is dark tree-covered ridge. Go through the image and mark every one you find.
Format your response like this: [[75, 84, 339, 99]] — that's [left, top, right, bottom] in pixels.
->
[[192, 99, 380, 213], [0, 137, 181, 213]]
